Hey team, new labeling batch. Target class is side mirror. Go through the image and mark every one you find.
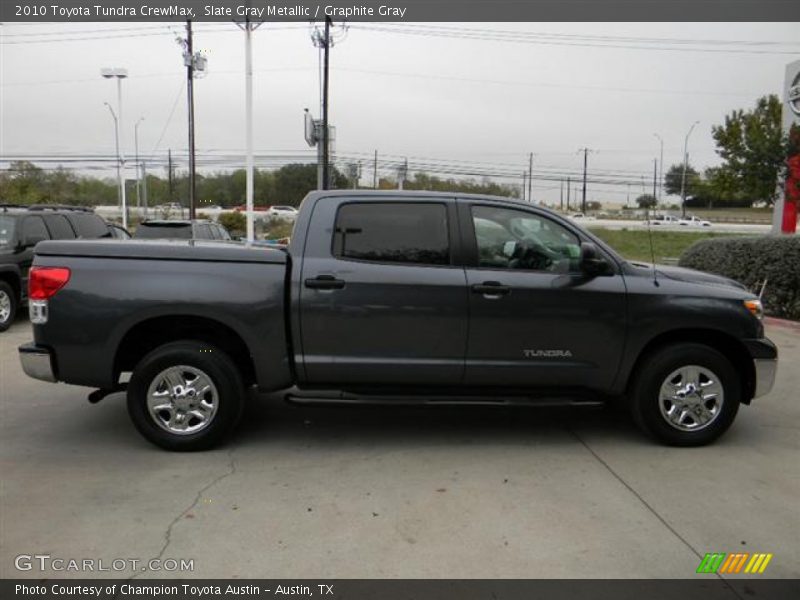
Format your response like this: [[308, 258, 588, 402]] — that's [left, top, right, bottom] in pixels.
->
[[579, 242, 610, 276]]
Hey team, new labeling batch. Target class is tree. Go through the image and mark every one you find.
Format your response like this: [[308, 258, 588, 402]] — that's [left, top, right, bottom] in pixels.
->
[[664, 163, 701, 197], [636, 194, 657, 209], [711, 94, 785, 206]]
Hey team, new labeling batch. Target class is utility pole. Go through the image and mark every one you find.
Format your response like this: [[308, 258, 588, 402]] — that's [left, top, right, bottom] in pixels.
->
[[373, 150, 378, 189], [681, 121, 700, 218], [560, 178, 564, 211], [141, 161, 148, 218], [566, 176, 571, 211], [528, 152, 533, 203], [653, 133, 664, 204], [521, 172, 526, 201], [236, 16, 262, 242], [185, 20, 197, 219], [322, 16, 331, 189], [579, 148, 591, 214], [168, 149, 174, 204], [653, 158, 658, 204], [134, 117, 144, 219], [103, 102, 122, 222]]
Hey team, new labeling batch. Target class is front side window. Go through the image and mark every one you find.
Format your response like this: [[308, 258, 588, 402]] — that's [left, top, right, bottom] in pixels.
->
[[471, 205, 581, 273], [333, 203, 450, 266]]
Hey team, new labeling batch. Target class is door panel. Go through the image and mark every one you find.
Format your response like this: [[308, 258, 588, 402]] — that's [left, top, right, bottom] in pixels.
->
[[461, 204, 627, 390], [299, 198, 468, 385]]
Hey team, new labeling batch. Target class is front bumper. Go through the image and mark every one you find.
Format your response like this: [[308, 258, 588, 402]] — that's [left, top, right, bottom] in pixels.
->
[[744, 338, 778, 399], [18, 343, 57, 383]]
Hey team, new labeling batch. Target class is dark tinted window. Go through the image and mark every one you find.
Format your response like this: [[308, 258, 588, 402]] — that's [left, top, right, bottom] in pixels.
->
[[43, 215, 76, 240], [21, 216, 50, 244], [65, 213, 109, 238], [0, 216, 17, 248], [215, 225, 231, 240], [195, 224, 214, 239], [134, 223, 193, 239], [333, 203, 450, 266]]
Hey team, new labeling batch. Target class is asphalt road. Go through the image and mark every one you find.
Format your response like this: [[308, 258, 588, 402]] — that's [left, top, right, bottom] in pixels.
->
[[1, 318, 798, 579]]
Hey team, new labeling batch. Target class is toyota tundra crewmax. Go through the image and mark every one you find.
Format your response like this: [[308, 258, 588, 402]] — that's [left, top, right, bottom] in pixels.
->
[[18, 191, 778, 450]]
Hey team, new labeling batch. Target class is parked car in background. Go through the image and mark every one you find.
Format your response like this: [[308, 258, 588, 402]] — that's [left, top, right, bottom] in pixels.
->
[[647, 215, 681, 226], [108, 224, 131, 239], [0, 204, 117, 331], [133, 219, 232, 241], [266, 205, 299, 220], [679, 215, 712, 227]]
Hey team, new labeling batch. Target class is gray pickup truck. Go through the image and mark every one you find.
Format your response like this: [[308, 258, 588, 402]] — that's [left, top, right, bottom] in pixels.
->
[[19, 191, 777, 450]]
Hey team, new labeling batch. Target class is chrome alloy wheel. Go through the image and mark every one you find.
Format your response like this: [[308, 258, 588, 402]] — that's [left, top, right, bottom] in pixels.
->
[[146, 366, 219, 435], [0, 290, 11, 324], [659, 365, 724, 431]]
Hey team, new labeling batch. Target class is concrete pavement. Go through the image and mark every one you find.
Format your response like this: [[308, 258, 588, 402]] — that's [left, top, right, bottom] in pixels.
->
[[1, 319, 797, 579]]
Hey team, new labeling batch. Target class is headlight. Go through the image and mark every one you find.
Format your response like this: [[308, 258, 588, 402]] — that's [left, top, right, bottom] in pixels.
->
[[744, 299, 763, 320]]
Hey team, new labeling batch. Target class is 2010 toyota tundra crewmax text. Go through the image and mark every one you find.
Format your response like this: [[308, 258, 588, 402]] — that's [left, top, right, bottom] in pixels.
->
[[18, 191, 778, 450]]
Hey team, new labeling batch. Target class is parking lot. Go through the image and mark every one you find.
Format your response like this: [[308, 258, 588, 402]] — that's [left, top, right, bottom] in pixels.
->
[[1, 318, 798, 580]]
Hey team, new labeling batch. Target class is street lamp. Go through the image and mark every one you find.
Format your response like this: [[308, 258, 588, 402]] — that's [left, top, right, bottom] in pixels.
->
[[101, 67, 128, 228], [680, 121, 700, 218], [653, 133, 664, 204], [134, 117, 145, 219], [103, 102, 122, 221]]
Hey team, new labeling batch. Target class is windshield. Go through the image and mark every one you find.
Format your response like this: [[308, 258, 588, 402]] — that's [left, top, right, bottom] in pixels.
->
[[134, 224, 193, 239], [0, 216, 17, 248]]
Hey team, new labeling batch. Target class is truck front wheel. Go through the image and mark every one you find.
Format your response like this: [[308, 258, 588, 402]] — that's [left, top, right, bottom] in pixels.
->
[[630, 342, 740, 446], [127, 340, 245, 451]]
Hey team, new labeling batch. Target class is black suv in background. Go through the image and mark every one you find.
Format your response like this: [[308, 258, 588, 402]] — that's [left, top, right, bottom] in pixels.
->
[[0, 204, 119, 331], [133, 219, 232, 241]]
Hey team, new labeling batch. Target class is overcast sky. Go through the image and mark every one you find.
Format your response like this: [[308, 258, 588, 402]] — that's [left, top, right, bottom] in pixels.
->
[[1, 21, 799, 206]]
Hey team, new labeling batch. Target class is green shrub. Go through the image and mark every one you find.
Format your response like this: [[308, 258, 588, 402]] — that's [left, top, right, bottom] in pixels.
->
[[679, 235, 800, 319], [218, 211, 246, 237]]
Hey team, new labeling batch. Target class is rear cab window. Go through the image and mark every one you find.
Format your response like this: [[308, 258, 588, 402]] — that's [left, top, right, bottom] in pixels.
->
[[134, 224, 193, 239], [332, 202, 451, 266]]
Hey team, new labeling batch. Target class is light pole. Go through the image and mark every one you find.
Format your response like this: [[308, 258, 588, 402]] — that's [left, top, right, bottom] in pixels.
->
[[653, 133, 664, 205], [134, 117, 144, 220], [101, 67, 128, 228], [680, 121, 700, 218], [103, 103, 122, 220]]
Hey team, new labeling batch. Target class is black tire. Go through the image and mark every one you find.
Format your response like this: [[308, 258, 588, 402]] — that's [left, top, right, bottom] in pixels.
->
[[127, 340, 245, 451], [0, 281, 18, 332], [629, 342, 740, 446]]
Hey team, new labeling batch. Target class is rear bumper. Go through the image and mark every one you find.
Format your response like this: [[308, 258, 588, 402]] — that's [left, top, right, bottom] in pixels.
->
[[743, 338, 778, 399], [18, 343, 57, 383]]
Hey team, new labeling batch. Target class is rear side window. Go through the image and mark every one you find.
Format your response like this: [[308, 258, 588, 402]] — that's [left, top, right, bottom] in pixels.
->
[[134, 224, 193, 239], [333, 203, 450, 266], [65, 213, 109, 238], [42, 215, 76, 240], [215, 225, 231, 240], [21, 216, 50, 243], [195, 224, 213, 239]]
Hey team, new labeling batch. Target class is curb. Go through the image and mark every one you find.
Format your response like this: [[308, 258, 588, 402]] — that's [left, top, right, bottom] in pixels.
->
[[765, 316, 800, 332]]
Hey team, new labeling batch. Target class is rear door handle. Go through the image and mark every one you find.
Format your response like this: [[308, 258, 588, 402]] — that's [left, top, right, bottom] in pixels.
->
[[305, 275, 346, 290], [471, 281, 511, 296]]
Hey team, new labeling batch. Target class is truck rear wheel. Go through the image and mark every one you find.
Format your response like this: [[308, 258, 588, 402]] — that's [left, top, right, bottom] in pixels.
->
[[0, 281, 17, 332], [127, 340, 245, 451], [629, 342, 740, 446]]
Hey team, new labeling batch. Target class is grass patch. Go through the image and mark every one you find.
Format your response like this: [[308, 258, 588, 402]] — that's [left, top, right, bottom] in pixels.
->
[[589, 228, 745, 263]]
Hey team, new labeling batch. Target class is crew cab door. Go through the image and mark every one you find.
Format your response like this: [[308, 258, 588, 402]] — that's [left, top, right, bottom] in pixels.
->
[[459, 202, 626, 390], [297, 197, 468, 385]]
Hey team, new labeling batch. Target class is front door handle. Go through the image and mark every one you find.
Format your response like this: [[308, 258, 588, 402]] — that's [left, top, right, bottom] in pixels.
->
[[471, 281, 511, 296], [305, 275, 346, 290]]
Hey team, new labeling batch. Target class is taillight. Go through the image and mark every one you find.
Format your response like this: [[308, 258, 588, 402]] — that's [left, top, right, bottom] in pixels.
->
[[29, 267, 71, 300]]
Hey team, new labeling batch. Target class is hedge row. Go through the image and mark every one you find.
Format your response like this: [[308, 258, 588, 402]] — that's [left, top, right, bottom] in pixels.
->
[[679, 235, 800, 320]]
